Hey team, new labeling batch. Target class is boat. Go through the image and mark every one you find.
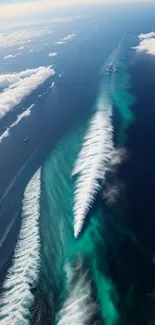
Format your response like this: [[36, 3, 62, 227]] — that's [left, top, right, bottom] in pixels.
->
[[23, 137, 29, 143], [105, 62, 117, 73], [105, 33, 127, 73]]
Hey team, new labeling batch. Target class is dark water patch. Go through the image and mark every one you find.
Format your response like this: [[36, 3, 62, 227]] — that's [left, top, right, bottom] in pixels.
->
[[124, 53, 155, 253], [95, 169, 155, 325], [112, 52, 155, 324], [31, 286, 52, 325]]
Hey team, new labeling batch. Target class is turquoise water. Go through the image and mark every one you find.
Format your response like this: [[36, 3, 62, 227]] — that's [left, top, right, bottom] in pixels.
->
[[39, 45, 136, 324]]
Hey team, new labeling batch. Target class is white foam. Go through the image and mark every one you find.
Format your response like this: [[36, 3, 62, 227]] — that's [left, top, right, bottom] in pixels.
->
[[62, 34, 76, 41], [138, 31, 155, 40], [73, 107, 113, 239], [50, 82, 55, 89], [132, 31, 155, 56], [0, 128, 10, 143], [48, 52, 58, 57], [0, 169, 41, 324], [56, 263, 97, 325]]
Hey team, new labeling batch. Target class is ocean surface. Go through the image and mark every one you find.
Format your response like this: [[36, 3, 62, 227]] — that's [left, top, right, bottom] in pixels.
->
[[0, 3, 155, 325]]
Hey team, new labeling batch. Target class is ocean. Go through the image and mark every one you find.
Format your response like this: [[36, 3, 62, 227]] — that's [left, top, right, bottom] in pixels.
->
[[0, 3, 155, 325]]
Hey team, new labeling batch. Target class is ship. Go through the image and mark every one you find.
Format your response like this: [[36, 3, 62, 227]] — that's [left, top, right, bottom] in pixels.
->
[[105, 62, 117, 73], [23, 137, 29, 143], [105, 33, 127, 73]]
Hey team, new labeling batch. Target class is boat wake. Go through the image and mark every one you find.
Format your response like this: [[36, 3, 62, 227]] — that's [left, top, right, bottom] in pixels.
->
[[0, 169, 41, 325], [73, 105, 114, 239]]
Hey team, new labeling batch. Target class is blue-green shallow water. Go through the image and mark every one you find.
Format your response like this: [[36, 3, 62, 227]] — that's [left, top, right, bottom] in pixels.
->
[[34, 41, 149, 325]]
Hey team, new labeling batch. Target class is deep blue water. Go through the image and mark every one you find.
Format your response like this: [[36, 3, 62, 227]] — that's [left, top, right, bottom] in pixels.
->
[[125, 53, 155, 253]]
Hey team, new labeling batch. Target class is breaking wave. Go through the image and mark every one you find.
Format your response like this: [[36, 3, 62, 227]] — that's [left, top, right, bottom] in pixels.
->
[[73, 105, 114, 239], [0, 168, 41, 325], [56, 261, 98, 325]]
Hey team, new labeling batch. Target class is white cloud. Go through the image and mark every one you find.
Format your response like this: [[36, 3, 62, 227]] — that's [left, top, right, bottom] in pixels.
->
[[18, 46, 24, 50], [138, 32, 155, 40], [0, 28, 53, 49], [109, 148, 127, 168], [55, 41, 65, 45], [4, 54, 16, 60], [63, 34, 76, 41], [48, 52, 58, 57], [55, 34, 76, 45], [0, 66, 55, 118], [0, 0, 86, 25], [133, 32, 155, 56], [11, 105, 33, 127], [0, 128, 10, 143], [0, 104, 34, 143], [29, 49, 34, 52], [50, 82, 55, 88], [4, 53, 22, 60], [103, 183, 121, 205], [0, 16, 86, 31], [0, 67, 51, 88]]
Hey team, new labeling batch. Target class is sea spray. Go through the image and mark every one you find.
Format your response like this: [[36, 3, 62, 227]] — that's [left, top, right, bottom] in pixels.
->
[[0, 169, 41, 325]]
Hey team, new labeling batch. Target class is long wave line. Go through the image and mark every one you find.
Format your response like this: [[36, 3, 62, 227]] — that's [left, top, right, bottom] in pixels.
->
[[0, 168, 41, 325], [73, 106, 114, 239]]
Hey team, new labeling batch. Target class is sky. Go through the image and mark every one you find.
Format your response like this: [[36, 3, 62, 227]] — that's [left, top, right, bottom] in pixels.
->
[[0, 0, 154, 26], [0, 0, 153, 19]]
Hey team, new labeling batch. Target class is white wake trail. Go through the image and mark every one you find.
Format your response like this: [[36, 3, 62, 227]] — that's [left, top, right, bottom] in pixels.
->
[[73, 106, 113, 239], [56, 263, 97, 325], [0, 169, 41, 325]]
